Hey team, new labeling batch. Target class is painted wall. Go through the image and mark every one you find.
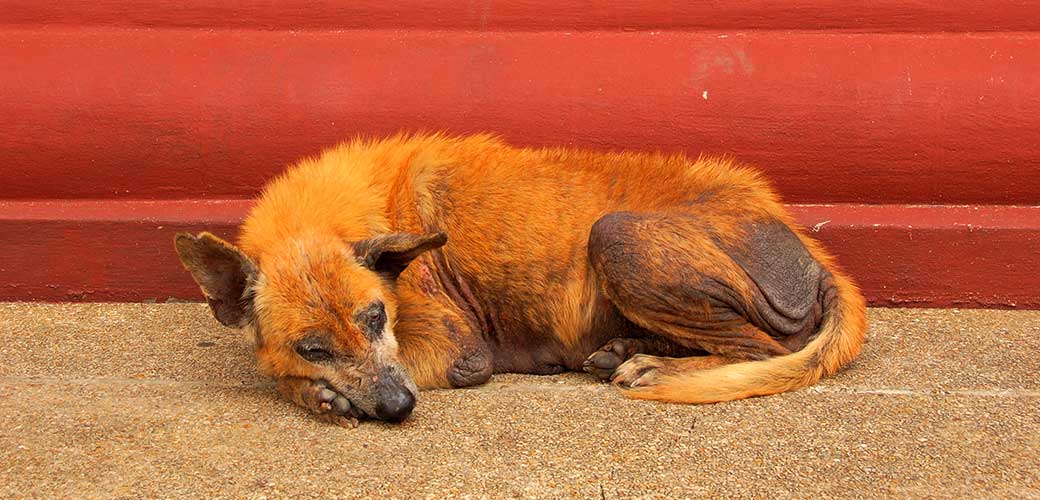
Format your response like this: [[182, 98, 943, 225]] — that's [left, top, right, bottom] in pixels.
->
[[1, 1, 1038, 307]]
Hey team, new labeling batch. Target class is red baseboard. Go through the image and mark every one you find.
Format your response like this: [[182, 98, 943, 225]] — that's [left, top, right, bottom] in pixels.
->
[[1, 200, 1036, 308], [787, 205, 1040, 308], [0, 200, 248, 302]]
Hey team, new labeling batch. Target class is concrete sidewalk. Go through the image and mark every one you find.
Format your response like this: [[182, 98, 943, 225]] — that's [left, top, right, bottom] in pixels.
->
[[0, 304, 1037, 499]]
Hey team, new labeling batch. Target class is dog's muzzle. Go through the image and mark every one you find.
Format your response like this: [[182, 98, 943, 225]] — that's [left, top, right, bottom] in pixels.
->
[[373, 368, 416, 423]]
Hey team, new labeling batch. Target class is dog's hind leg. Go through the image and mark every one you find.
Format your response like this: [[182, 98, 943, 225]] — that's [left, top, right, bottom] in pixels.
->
[[585, 210, 826, 390]]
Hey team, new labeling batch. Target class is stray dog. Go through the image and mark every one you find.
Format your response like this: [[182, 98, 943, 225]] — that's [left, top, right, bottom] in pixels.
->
[[175, 133, 866, 425]]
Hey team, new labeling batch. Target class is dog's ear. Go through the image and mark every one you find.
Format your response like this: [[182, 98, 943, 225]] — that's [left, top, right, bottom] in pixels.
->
[[174, 232, 258, 328], [353, 231, 448, 280]]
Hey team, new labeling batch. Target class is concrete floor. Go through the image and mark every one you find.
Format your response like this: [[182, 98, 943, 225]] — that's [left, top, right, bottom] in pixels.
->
[[0, 304, 1038, 499]]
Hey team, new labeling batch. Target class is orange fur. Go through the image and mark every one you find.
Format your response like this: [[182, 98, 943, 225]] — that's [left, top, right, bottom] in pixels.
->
[[220, 132, 865, 403]]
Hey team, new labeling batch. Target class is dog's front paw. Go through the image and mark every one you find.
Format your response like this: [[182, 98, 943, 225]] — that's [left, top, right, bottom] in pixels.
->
[[448, 347, 493, 388], [276, 377, 361, 428]]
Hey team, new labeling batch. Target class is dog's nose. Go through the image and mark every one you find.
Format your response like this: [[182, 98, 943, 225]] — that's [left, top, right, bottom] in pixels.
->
[[374, 383, 416, 423]]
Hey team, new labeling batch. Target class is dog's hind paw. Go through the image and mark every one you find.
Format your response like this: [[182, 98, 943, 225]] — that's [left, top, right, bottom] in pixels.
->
[[610, 354, 670, 388], [582, 338, 648, 381]]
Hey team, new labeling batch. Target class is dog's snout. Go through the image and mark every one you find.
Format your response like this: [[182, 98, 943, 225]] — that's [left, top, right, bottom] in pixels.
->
[[374, 382, 416, 423]]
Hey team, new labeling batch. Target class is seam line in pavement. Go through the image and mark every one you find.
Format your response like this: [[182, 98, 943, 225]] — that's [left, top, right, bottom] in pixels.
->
[[804, 386, 1040, 398], [1, 376, 1038, 398]]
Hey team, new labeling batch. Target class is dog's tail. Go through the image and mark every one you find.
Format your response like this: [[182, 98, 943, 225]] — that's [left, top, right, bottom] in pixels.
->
[[625, 268, 867, 404]]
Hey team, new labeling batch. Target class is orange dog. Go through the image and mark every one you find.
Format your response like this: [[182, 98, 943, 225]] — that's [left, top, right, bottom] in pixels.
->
[[175, 133, 866, 425]]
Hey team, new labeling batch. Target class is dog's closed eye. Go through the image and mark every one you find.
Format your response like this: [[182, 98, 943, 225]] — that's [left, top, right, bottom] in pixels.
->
[[295, 339, 333, 363]]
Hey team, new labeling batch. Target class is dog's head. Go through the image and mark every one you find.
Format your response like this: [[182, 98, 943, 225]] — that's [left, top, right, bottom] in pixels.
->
[[173, 230, 447, 423]]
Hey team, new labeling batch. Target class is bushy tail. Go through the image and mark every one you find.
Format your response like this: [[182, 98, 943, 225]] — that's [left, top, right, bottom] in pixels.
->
[[626, 270, 867, 404]]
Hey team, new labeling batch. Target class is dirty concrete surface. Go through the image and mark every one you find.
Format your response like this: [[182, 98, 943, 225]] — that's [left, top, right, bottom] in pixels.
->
[[0, 304, 1037, 499]]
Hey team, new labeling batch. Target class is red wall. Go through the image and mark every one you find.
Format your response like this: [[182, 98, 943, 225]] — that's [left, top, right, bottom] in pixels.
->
[[1, 1, 1038, 307]]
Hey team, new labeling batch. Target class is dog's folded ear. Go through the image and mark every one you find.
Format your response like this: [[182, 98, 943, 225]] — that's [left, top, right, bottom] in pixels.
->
[[353, 231, 448, 281], [174, 232, 258, 328]]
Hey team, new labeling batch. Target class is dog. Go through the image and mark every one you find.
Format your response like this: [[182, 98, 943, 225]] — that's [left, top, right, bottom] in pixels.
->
[[174, 133, 867, 426]]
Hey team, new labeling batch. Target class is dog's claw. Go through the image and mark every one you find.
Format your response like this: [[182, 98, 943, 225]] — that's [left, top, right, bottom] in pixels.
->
[[332, 395, 351, 415]]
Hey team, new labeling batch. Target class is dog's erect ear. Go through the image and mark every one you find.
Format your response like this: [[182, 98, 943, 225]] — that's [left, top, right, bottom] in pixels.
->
[[174, 232, 258, 328], [353, 231, 448, 280]]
